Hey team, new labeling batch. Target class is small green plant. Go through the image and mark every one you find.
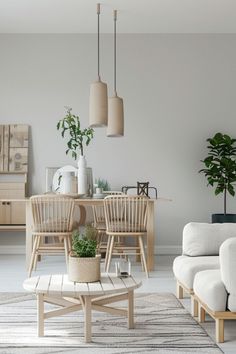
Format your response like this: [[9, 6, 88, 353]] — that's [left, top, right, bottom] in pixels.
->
[[57, 107, 94, 160], [71, 225, 97, 258], [199, 132, 236, 215], [95, 178, 110, 191]]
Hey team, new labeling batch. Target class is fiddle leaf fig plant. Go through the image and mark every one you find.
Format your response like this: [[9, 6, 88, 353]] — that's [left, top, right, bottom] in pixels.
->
[[199, 132, 236, 215], [57, 107, 94, 160]]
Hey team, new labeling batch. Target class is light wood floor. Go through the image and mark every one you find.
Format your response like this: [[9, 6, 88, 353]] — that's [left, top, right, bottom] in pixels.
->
[[0, 254, 235, 353]]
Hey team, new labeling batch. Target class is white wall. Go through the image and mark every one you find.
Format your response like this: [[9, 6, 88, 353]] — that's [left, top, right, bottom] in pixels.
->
[[1, 34, 236, 253]]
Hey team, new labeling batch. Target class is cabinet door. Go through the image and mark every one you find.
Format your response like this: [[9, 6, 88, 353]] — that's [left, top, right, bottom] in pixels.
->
[[10, 201, 26, 225], [0, 202, 11, 224]]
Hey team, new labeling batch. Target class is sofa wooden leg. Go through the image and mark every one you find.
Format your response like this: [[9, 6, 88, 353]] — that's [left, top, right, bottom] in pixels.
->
[[176, 281, 183, 299], [191, 297, 198, 317], [198, 305, 206, 323], [216, 318, 224, 343]]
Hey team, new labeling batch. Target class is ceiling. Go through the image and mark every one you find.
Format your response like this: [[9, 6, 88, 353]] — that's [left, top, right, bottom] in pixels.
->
[[0, 0, 236, 34]]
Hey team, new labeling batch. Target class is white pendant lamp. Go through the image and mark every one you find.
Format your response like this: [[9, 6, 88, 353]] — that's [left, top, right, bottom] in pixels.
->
[[107, 10, 124, 137], [89, 3, 108, 128]]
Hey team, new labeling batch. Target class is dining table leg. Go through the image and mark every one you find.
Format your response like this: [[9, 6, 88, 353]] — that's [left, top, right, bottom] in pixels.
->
[[147, 201, 155, 271]]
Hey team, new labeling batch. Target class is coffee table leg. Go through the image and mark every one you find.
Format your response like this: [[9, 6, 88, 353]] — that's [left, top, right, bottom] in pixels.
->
[[84, 296, 92, 343], [128, 290, 134, 329], [37, 294, 44, 337]]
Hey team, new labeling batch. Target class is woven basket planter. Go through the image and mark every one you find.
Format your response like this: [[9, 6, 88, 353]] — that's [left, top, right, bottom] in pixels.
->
[[68, 254, 101, 283]]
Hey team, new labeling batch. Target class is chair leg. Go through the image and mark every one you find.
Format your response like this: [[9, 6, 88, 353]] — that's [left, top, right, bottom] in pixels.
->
[[191, 296, 198, 317], [104, 235, 111, 271], [28, 235, 39, 277], [68, 235, 72, 253], [138, 236, 149, 278], [176, 281, 184, 299], [198, 304, 206, 323], [106, 235, 115, 273], [33, 236, 41, 271], [216, 318, 224, 343], [64, 237, 69, 269]]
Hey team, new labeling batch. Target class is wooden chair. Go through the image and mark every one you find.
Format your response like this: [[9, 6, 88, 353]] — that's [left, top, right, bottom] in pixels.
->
[[92, 191, 123, 252], [28, 195, 75, 277], [104, 195, 149, 277]]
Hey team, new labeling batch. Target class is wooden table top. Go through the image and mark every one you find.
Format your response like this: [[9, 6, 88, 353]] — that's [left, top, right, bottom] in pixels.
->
[[23, 273, 142, 296]]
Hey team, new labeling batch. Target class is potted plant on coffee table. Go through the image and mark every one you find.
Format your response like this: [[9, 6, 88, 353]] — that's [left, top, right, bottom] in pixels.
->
[[68, 225, 101, 282], [199, 132, 236, 223]]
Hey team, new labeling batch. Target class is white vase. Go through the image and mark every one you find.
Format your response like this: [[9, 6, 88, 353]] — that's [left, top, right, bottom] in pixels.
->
[[78, 155, 87, 195]]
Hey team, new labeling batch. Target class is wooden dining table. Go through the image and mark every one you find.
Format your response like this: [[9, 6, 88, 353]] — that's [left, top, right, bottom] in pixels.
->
[[25, 197, 159, 271]]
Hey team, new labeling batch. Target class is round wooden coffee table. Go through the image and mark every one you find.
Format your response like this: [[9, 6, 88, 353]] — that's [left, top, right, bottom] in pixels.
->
[[23, 273, 142, 343]]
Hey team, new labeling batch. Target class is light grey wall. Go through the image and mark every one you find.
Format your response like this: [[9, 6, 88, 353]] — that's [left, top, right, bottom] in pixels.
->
[[1, 34, 236, 252]]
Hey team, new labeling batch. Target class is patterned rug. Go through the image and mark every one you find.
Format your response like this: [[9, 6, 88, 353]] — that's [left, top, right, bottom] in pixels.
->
[[0, 292, 222, 354]]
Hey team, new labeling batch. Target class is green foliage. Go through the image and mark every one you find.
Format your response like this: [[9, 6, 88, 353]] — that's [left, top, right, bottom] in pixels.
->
[[57, 107, 94, 160], [71, 225, 97, 258], [95, 178, 110, 191], [199, 132, 236, 214]]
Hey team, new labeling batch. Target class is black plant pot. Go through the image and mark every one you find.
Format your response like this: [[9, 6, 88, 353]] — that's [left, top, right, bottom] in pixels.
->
[[212, 214, 236, 223]]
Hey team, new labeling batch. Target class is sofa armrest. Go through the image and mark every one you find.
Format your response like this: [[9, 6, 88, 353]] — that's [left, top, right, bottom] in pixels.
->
[[220, 237, 236, 312]]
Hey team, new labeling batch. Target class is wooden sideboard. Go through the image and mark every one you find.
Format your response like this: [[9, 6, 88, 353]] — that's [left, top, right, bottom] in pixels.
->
[[0, 198, 26, 233]]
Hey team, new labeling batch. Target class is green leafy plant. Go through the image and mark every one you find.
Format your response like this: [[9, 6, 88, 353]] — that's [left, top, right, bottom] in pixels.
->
[[199, 132, 236, 215], [71, 225, 97, 258], [57, 107, 94, 160], [95, 178, 110, 191]]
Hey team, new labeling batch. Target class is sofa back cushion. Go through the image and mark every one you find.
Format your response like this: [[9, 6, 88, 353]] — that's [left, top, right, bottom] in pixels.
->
[[220, 238, 236, 312], [183, 222, 236, 256]]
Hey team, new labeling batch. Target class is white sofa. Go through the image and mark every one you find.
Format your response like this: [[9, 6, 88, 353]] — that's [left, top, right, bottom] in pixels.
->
[[173, 222, 236, 315], [193, 237, 236, 343]]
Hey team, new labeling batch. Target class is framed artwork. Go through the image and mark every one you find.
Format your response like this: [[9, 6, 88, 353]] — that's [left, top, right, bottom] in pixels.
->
[[45, 167, 59, 192]]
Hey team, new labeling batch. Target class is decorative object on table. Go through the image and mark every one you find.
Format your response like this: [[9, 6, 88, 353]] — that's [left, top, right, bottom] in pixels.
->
[[57, 107, 94, 195], [52, 165, 77, 194], [94, 178, 110, 195], [137, 182, 150, 197], [199, 132, 236, 223], [89, 3, 108, 128], [68, 225, 101, 283], [115, 258, 131, 278], [122, 183, 158, 199], [45, 167, 59, 192], [107, 10, 124, 137]]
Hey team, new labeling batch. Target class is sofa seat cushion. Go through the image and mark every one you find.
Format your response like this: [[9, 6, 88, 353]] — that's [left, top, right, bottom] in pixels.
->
[[193, 269, 227, 312], [173, 255, 220, 290]]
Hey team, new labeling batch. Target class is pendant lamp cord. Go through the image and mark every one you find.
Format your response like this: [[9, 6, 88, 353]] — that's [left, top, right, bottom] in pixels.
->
[[114, 10, 117, 96], [97, 3, 100, 81]]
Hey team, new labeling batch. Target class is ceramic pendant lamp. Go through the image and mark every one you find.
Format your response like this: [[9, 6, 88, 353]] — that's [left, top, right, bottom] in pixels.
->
[[107, 10, 124, 137], [89, 3, 108, 127]]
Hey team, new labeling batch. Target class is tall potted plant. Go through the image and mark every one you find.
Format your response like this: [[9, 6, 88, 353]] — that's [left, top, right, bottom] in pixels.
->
[[57, 107, 94, 194], [199, 132, 236, 223], [68, 225, 101, 283]]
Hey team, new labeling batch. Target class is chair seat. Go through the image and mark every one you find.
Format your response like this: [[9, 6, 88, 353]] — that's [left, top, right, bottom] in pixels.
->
[[33, 220, 71, 233], [107, 221, 146, 233], [193, 269, 228, 312], [173, 255, 220, 290]]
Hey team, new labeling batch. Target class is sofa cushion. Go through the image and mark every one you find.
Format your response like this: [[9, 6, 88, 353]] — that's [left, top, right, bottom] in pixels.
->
[[220, 237, 236, 312], [183, 222, 236, 256], [173, 255, 219, 290], [193, 269, 227, 312]]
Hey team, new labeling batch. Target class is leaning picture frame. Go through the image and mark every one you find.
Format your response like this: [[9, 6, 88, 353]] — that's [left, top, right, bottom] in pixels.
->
[[45, 167, 60, 193]]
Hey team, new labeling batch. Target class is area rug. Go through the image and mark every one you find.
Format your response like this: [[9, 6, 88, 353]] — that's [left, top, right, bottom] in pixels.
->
[[0, 292, 222, 354]]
